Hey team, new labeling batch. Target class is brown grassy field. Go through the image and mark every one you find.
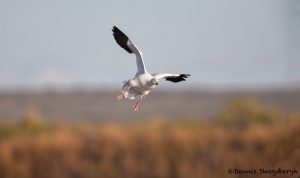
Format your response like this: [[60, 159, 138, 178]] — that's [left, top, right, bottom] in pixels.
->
[[0, 97, 299, 178]]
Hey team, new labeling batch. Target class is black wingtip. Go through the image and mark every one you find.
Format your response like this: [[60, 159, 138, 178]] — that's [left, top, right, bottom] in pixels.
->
[[165, 74, 191, 83], [112, 26, 133, 54], [112, 26, 120, 33]]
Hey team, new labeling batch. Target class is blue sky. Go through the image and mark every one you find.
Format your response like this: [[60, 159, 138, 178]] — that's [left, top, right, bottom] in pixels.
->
[[0, 0, 299, 89]]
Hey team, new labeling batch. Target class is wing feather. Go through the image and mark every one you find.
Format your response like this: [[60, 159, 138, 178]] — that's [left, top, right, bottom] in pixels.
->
[[153, 73, 191, 83], [112, 26, 132, 53], [112, 26, 147, 74]]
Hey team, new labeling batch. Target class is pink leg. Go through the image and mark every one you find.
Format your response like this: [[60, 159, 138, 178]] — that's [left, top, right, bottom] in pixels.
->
[[117, 93, 124, 100], [116, 86, 130, 100], [132, 96, 142, 111]]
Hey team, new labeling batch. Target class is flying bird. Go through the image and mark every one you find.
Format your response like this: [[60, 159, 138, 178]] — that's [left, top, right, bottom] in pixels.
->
[[112, 26, 190, 111]]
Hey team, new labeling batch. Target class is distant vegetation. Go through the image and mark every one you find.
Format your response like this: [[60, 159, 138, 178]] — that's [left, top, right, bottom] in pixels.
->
[[0, 89, 300, 120], [0, 97, 299, 178]]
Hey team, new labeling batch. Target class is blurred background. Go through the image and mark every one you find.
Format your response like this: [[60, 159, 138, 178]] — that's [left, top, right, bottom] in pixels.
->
[[0, 0, 299, 178]]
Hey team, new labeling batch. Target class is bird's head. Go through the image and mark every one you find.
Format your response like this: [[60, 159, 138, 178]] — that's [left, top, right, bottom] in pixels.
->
[[149, 78, 159, 86]]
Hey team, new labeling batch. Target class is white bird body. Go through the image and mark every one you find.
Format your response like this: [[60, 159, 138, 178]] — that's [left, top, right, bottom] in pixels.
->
[[121, 73, 157, 101], [112, 26, 190, 111]]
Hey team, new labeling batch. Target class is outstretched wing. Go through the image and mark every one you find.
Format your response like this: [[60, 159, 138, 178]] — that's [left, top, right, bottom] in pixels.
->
[[112, 26, 147, 75], [153, 73, 191, 83]]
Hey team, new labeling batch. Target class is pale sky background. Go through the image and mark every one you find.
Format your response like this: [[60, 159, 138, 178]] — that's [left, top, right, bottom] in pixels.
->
[[0, 0, 299, 89]]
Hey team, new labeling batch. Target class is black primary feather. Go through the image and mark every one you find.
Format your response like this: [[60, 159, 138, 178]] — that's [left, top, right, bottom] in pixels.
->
[[112, 26, 133, 54], [165, 74, 191, 83]]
